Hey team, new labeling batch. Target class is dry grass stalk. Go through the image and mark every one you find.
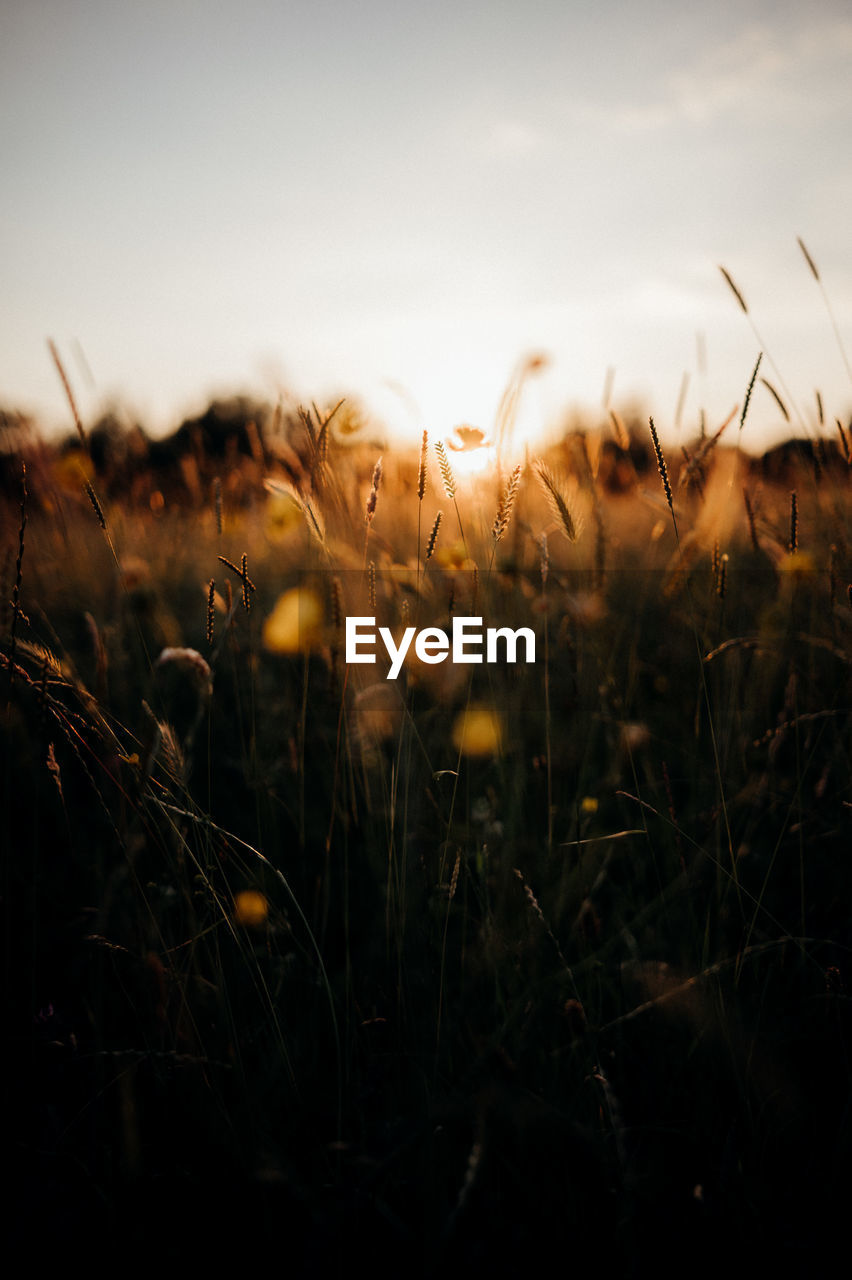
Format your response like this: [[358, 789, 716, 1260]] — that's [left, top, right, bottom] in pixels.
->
[[648, 418, 675, 525], [739, 353, 763, 434], [213, 477, 222, 535], [48, 339, 86, 446], [812, 437, 825, 483], [513, 867, 567, 966], [263, 478, 326, 546], [38, 653, 50, 727], [139, 700, 163, 788], [434, 441, 456, 500], [206, 580, 215, 646], [492, 464, 522, 543], [84, 480, 107, 530], [610, 410, 630, 451], [719, 266, 749, 315], [708, 406, 738, 451], [679, 445, 705, 500], [449, 849, 461, 902], [316, 419, 329, 473], [310, 401, 340, 485], [798, 236, 852, 387], [240, 554, 251, 613], [797, 236, 820, 283], [299, 404, 316, 448], [418, 430, 428, 501], [246, 419, 264, 467], [535, 462, 578, 541], [368, 561, 376, 611], [425, 510, 443, 562], [330, 576, 343, 633], [46, 741, 63, 800], [218, 555, 256, 612], [660, 540, 701, 599], [836, 419, 850, 464], [678, 407, 736, 494], [366, 457, 382, 525], [761, 378, 790, 422], [743, 488, 760, 551], [716, 553, 728, 600]]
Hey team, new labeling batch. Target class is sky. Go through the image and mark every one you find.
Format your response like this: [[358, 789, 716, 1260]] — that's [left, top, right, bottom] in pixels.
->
[[2, 0, 852, 451]]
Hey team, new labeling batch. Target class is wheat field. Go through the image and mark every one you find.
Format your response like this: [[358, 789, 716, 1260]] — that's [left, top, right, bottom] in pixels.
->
[[2, 373, 851, 1273]]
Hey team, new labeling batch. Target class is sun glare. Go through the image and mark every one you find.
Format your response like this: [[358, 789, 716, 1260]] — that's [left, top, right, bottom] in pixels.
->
[[445, 439, 496, 477]]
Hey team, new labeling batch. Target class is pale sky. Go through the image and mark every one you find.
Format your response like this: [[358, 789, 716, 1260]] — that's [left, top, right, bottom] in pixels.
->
[[2, 0, 851, 449]]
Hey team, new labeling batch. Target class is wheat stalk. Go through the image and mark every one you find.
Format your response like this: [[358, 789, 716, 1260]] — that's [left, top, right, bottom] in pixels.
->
[[425, 510, 443, 562], [492, 464, 522, 543], [418, 430, 428, 501], [263, 477, 326, 547], [365, 456, 383, 525], [648, 418, 676, 534], [534, 462, 578, 541], [434, 439, 468, 555], [434, 441, 456, 499]]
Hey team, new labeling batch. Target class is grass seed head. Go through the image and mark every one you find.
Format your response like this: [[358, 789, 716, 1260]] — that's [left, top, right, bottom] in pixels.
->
[[719, 265, 749, 315], [366, 456, 383, 524], [797, 236, 820, 283], [84, 480, 107, 530], [535, 462, 579, 542], [425, 510, 443, 562], [648, 418, 674, 518], [435, 440, 456, 500], [206, 579, 215, 645], [492, 464, 522, 543]]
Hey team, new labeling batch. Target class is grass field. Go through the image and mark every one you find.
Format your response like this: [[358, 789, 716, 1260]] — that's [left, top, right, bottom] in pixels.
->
[[2, 390, 851, 1274]]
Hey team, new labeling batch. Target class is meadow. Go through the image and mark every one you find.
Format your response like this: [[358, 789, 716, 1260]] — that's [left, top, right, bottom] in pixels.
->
[[2, 378, 851, 1274]]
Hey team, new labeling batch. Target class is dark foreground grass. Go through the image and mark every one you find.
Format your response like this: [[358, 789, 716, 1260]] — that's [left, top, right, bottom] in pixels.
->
[[2, 409, 851, 1274]]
